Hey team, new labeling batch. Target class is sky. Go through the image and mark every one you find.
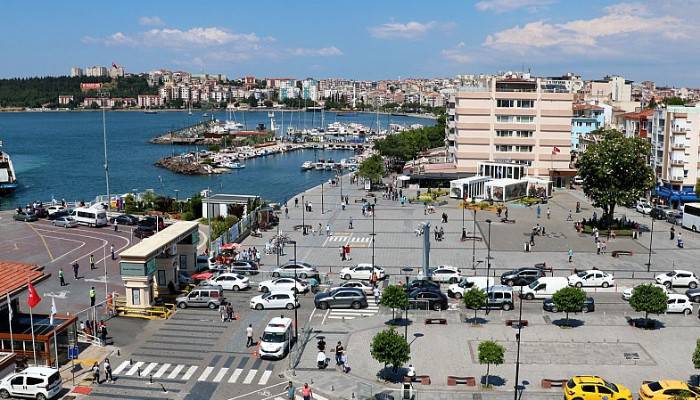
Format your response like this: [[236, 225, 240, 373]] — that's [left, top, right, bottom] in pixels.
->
[[2, 0, 700, 86]]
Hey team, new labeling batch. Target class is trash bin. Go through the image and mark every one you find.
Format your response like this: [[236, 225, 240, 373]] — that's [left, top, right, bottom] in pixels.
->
[[402, 383, 414, 400]]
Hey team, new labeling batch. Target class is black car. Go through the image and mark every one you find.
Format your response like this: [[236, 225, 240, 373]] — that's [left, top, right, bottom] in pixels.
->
[[686, 288, 700, 303], [500, 268, 545, 286], [134, 227, 155, 239], [138, 216, 165, 231], [47, 210, 70, 221], [405, 279, 441, 292], [408, 288, 448, 311], [314, 288, 368, 310], [230, 260, 260, 275], [111, 214, 139, 225], [650, 206, 670, 220], [33, 207, 49, 218], [542, 297, 595, 313]]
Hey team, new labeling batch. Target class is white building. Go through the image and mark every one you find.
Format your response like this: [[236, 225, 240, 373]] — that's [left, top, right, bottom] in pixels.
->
[[70, 67, 83, 77], [85, 66, 108, 77]]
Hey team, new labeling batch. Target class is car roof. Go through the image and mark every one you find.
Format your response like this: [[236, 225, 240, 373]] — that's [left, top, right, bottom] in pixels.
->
[[572, 375, 605, 384], [673, 269, 693, 274], [668, 293, 689, 299], [265, 317, 292, 332], [654, 380, 691, 390], [17, 367, 58, 376], [487, 285, 512, 292], [266, 290, 295, 296]]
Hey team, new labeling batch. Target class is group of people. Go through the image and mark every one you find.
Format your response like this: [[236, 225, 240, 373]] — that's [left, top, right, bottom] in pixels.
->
[[218, 302, 236, 322], [383, 185, 402, 201], [80, 319, 108, 346], [91, 358, 113, 384], [236, 247, 261, 264], [316, 341, 350, 373]]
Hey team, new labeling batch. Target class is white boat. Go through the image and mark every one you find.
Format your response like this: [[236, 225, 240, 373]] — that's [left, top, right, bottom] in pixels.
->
[[301, 161, 313, 170], [222, 161, 246, 169], [314, 162, 324, 170], [224, 120, 244, 130], [0, 140, 18, 195]]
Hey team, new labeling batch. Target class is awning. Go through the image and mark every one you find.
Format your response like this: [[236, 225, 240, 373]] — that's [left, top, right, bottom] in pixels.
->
[[221, 243, 242, 251], [397, 175, 411, 181]]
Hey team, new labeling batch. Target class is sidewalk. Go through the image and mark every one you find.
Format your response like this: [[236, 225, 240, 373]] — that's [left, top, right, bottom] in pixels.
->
[[60, 344, 117, 396]]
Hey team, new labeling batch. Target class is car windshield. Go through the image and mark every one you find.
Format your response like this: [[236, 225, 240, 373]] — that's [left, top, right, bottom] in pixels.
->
[[603, 381, 618, 392], [261, 292, 272, 300], [262, 332, 286, 343], [527, 280, 539, 289], [646, 382, 662, 391], [668, 271, 677, 277], [576, 271, 587, 277]]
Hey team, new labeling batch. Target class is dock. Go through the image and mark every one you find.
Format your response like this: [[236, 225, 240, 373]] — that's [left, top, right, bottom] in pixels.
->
[[149, 120, 217, 144]]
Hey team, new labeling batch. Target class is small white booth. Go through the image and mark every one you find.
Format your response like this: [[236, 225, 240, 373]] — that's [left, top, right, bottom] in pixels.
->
[[526, 177, 554, 198], [485, 178, 528, 202], [449, 176, 491, 199]]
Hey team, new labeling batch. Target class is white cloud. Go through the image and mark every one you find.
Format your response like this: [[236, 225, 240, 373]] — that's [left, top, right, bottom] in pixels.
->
[[83, 27, 261, 48], [483, 5, 687, 53], [139, 16, 165, 27], [441, 42, 471, 64], [288, 46, 343, 57], [475, 0, 555, 13], [368, 21, 435, 39]]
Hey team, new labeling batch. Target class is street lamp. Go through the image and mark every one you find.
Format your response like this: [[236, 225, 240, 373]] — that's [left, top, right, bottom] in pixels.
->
[[288, 240, 299, 340], [513, 287, 524, 400], [301, 194, 306, 235], [321, 183, 324, 214], [485, 219, 492, 315], [646, 217, 655, 272], [472, 209, 477, 270], [174, 189, 179, 213], [401, 266, 413, 341], [371, 205, 376, 267]]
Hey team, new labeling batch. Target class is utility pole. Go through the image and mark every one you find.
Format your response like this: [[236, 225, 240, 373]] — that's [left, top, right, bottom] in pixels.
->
[[422, 222, 430, 278], [371, 206, 376, 266], [646, 217, 654, 272], [485, 219, 492, 315], [99, 90, 111, 213], [513, 287, 524, 400], [472, 209, 477, 269]]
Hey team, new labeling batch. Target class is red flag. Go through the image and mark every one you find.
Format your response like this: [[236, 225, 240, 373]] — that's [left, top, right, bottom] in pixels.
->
[[27, 282, 41, 309], [552, 146, 561, 155]]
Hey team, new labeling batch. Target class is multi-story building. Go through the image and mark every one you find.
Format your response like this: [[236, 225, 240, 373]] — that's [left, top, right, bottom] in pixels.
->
[[447, 75, 574, 186], [302, 79, 318, 102], [70, 67, 83, 77], [571, 104, 605, 151], [138, 95, 163, 108], [109, 65, 125, 78], [58, 95, 74, 106], [621, 108, 654, 138], [656, 105, 700, 206], [84, 66, 108, 77], [279, 80, 299, 101]]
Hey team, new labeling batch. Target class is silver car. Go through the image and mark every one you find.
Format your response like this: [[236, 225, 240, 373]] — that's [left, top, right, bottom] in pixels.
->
[[52, 216, 78, 228], [272, 262, 319, 279]]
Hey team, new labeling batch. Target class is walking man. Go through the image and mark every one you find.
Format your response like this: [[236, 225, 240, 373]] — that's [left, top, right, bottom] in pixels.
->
[[294, 198, 298, 208], [110, 244, 115, 260], [104, 359, 113, 383], [325, 224, 331, 237], [89, 287, 96, 307], [670, 226, 676, 240], [59, 268, 65, 286], [348, 216, 353, 230], [373, 285, 380, 304], [89, 254, 95, 270], [92, 362, 101, 384], [536, 205, 541, 219], [286, 382, 295, 400], [72, 261, 79, 279], [568, 248, 573, 263], [546, 208, 551, 219], [285, 206, 289, 218], [340, 246, 346, 261], [335, 341, 344, 365], [246, 324, 254, 347]]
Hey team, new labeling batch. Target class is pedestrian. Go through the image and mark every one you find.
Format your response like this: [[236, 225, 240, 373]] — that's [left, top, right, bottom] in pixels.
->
[[504, 207, 509, 220], [601, 241, 607, 254], [568, 248, 573, 263], [344, 244, 350, 261], [104, 358, 113, 383], [295, 198, 299, 208], [92, 362, 101, 384], [89, 287, 96, 307], [348, 216, 353, 230], [546, 208, 551, 219], [340, 246, 346, 261], [72, 261, 79, 279], [325, 224, 331, 237], [340, 351, 349, 373], [100, 322, 108, 345], [497, 207, 502, 218], [308, 202, 313, 212], [302, 383, 313, 400], [285, 206, 289, 218], [373, 286, 380, 304], [89, 254, 95, 270], [227, 303, 234, 321], [335, 341, 344, 365], [670, 226, 676, 240], [246, 324, 254, 347], [286, 381, 295, 400], [529, 232, 535, 246], [576, 201, 581, 213], [566, 210, 573, 221], [219, 302, 227, 322], [536, 205, 541, 218], [59, 268, 65, 286], [110, 244, 115, 260], [441, 212, 447, 223], [424, 204, 427, 215], [596, 241, 601, 255]]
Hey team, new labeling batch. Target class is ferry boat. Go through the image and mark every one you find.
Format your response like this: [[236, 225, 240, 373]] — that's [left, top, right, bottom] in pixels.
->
[[0, 140, 18, 195]]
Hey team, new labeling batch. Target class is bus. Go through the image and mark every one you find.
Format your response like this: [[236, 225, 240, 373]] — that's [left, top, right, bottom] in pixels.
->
[[682, 203, 700, 231], [71, 206, 108, 227]]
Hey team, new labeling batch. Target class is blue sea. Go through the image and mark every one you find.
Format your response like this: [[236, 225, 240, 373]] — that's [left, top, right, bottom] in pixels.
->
[[0, 110, 432, 209]]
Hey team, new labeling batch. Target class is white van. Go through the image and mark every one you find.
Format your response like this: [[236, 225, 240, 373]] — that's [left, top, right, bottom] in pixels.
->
[[447, 277, 495, 298], [258, 317, 293, 359], [0, 366, 62, 400], [520, 277, 568, 300], [72, 206, 108, 227]]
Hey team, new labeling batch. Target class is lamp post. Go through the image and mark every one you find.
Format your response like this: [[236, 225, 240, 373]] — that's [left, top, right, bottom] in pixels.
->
[[174, 189, 179, 213], [301, 194, 306, 235], [485, 219, 492, 315], [461, 197, 466, 240], [288, 240, 299, 340], [513, 287, 524, 400], [371, 205, 376, 267], [207, 187, 212, 255], [401, 267, 413, 341], [472, 209, 477, 270], [646, 217, 655, 272], [321, 183, 324, 214]]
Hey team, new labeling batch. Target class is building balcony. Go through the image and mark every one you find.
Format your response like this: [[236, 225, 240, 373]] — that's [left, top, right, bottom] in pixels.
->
[[670, 160, 686, 167], [671, 144, 686, 150], [670, 176, 685, 183]]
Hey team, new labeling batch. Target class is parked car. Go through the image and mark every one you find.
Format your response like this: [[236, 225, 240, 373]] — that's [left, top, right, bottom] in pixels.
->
[[636, 201, 653, 214], [47, 210, 70, 221], [229, 260, 260, 275], [339, 264, 385, 280], [314, 287, 368, 310], [111, 214, 139, 225], [521, 277, 569, 300], [196, 255, 216, 272], [138, 216, 165, 231], [46, 205, 65, 215], [666, 293, 693, 314], [258, 277, 308, 293], [485, 285, 514, 311], [175, 285, 224, 309], [408, 288, 448, 311], [272, 262, 319, 279], [0, 366, 62, 400], [655, 270, 699, 289], [573, 176, 584, 185], [564, 375, 632, 400], [622, 283, 667, 301], [567, 269, 615, 288], [650, 205, 671, 220], [204, 273, 249, 291], [13, 211, 38, 222], [332, 280, 374, 295], [639, 380, 700, 400], [500, 268, 545, 286], [134, 227, 155, 239], [32, 207, 48, 218], [250, 291, 299, 310], [667, 210, 683, 225], [404, 279, 441, 292], [51, 216, 78, 228], [543, 297, 595, 313], [417, 266, 462, 283], [447, 277, 495, 298], [686, 288, 700, 303]]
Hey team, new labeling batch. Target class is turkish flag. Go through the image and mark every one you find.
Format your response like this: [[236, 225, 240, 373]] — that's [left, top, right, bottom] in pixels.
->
[[27, 282, 41, 309], [552, 146, 561, 155]]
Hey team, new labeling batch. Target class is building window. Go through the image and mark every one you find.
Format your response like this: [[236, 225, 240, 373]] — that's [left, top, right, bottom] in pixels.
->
[[516, 116, 534, 123], [519, 100, 534, 108], [496, 115, 512, 123], [131, 288, 141, 306], [495, 145, 533, 152], [496, 145, 510, 152], [496, 130, 513, 137], [497, 99, 515, 108], [516, 130, 533, 137], [157, 270, 166, 286]]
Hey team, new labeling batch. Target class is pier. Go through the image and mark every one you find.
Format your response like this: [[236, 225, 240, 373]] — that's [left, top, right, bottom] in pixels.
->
[[149, 120, 216, 144]]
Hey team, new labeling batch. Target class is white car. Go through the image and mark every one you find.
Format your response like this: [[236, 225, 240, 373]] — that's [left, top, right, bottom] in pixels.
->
[[573, 176, 584, 185], [0, 367, 62, 400], [567, 270, 615, 288], [259, 277, 309, 293], [417, 266, 462, 283], [447, 277, 495, 298], [622, 283, 667, 301], [339, 263, 385, 280], [636, 201, 652, 214], [655, 270, 699, 289], [666, 293, 693, 314], [46, 205, 65, 215], [332, 280, 374, 295], [250, 291, 299, 310], [204, 273, 249, 291]]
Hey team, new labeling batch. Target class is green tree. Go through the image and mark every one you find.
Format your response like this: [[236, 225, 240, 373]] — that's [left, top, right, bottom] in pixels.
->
[[576, 129, 654, 229], [646, 98, 657, 109], [124, 194, 138, 214], [370, 328, 410, 373], [693, 338, 700, 370], [263, 99, 273, 108], [380, 285, 409, 321], [478, 341, 505, 387], [551, 287, 587, 324], [664, 96, 686, 106], [358, 154, 386, 184], [462, 288, 487, 322], [629, 284, 668, 326], [247, 94, 258, 108]]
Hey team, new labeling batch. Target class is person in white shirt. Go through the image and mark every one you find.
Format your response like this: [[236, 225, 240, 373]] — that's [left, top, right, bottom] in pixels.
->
[[407, 364, 416, 378], [317, 351, 327, 369]]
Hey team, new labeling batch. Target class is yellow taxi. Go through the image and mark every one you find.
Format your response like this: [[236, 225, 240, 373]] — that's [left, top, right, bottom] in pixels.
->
[[564, 375, 633, 400], [639, 380, 700, 399]]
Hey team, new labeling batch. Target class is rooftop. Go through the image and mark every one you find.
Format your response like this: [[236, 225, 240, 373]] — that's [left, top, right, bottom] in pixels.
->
[[202, 194, 261, 204], [119, 221, 199, 260], [0, 261, 47, 298]]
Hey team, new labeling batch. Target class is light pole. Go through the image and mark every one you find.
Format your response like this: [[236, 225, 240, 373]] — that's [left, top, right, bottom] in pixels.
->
[[401, 267, 413, 341], [485, 219, 492, 315], [646, 217, 655, 272], [461, 197, 466, 240], [321, 183, 324, 214], [207, 187, 212, 254], [288, 240, 299, 340], [301, 194, 306, 235], [99, 90, 111, 213], [174, 189, 179, 213], [371, 205, 376, 267], [513, 287, 524, 400], [472, 209, 477, 270]]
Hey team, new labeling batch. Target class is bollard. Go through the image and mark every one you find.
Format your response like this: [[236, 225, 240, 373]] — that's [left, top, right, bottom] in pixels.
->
[[117, 349, 121, 356], [137, 367, 141, 377], [150, 375, 153, 384], [129, 358, 133, 365], [331, 385, 334, 391]]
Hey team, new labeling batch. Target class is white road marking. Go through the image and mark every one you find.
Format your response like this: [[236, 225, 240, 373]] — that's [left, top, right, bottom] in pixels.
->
[[113, 360, 130, 375], [182, 365, 198, 380], [153, 363, 170, 378], [167, 364, 184, 379], [197, 366, 214, 381], [125, 361, 144, 376], [242, 369, 257, 384], [228, 368, 243, 383], [42, 291, 69, 299], [321, 308, 330, 325], [141, 362, 158, 377], [212, 367, 229, 382], [257, 370, 272, 385]]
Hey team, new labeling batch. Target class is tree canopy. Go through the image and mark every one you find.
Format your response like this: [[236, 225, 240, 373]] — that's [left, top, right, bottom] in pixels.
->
[[462, 288, 487, 322], [478, 340, 505, 387], [552, 287, 587, 323], [370, 328, 411, 372], [693, 339, 700, 370], [380, 284, 409, 321], [576, 129, 654, 224], [629, 284, 668, 324], [373, 124, 445, 161], [358, 154, 386, 184]]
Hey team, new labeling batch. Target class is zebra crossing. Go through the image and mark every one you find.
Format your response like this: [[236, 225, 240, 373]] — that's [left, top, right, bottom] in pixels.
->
[[323, 235, 372, 247], [325, 303, 380, 320], [112, 356, 275, 386]]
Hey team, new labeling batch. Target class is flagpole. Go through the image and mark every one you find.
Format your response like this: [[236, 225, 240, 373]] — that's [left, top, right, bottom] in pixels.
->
[[53, 332, 58, 369], [51, 299, 58, 369], [7, 293, 13, 354], [29, 306, 36, 365]]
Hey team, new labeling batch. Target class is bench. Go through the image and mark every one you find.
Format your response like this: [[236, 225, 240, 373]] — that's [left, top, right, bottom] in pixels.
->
[[541, 378, 568, 388], [425, 318, 447, 325], [403, 375, 431, 385], [612, 250, 634, 257], [460, 236, 482, 242], [447, 376, 476, 386], [505, 319, 528, 328]]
